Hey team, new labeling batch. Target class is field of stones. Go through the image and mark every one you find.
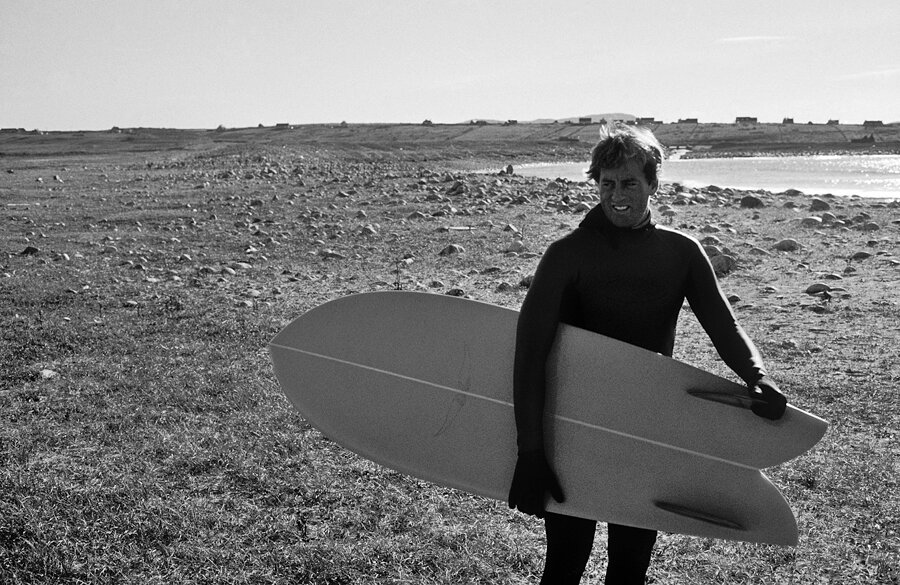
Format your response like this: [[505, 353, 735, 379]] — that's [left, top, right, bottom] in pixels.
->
[[1, 129, 897, 583]]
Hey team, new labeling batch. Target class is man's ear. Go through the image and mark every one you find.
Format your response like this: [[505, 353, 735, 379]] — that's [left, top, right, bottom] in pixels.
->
[[650, 179, 659, 194]]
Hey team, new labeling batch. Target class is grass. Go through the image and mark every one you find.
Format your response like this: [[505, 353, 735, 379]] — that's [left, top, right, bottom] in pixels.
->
[[1, 135, 898, 583]]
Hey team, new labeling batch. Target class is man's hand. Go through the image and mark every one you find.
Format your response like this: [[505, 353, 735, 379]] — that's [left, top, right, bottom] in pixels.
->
[[749, 378, 787, 420], [508, 449, 565, 518]]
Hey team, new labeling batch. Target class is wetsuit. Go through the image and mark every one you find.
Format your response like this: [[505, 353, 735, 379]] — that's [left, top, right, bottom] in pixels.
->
[[514, 205, 768, 584]]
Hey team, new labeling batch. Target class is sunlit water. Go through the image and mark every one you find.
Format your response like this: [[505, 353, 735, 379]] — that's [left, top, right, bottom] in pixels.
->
[[513, 155, 900, 199]]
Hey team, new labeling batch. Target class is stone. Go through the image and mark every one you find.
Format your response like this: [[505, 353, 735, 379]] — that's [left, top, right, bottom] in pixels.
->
[[805, 283, 831, 294], [740, 195, 765, 209], [809, 198, 831, 212], [800, 217, 823, 228], [504, 240, 528, 254], [709, 254, 737, 276], [438, 244, 465, 256], [773, 239, 802, 252]]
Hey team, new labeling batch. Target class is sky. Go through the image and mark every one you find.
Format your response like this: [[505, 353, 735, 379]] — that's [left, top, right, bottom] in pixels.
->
[[2, 0, 899, 131]]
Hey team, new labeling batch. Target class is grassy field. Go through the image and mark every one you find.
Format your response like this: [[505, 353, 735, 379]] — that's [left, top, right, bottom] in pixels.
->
[[1, 132, 898, 583]]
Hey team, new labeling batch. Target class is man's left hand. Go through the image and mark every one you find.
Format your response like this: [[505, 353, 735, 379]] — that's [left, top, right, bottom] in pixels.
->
[[749, 378, 787, 420]]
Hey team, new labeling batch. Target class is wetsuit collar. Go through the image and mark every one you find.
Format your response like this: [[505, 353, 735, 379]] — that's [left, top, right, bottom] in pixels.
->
[[579, 205, 654, 232]]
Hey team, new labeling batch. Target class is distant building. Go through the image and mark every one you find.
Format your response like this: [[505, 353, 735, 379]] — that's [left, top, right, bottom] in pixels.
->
[[863, 120, 884, 127], [504, 120, 518, 125], [578, 117, 593, 125], [827, 119, 840, 125], [782, 118, 794, 124], [735, 116, 758, 124], [677, 118, 699, 124], [636, 117, 659, 125], [275, 123, 292, 130], [0, 128, 25, 133], [421, 119, 433, 126]]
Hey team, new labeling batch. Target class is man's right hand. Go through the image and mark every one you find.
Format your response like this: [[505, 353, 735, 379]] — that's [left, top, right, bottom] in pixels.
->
[[507, 448, 565, 518]]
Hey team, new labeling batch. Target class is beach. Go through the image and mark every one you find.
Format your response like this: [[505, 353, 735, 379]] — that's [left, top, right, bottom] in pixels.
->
[[1, 128, 897, 583]]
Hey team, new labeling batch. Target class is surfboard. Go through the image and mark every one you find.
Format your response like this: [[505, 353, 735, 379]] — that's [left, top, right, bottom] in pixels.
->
[[269, 291, 827, 545]]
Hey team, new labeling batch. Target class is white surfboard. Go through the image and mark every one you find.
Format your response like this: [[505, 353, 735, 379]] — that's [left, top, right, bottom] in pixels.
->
[[269, 291, 827, 545]]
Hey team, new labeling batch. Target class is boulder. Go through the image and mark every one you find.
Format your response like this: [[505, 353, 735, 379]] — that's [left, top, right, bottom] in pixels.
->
[[740, 195, 765, 209], [773, 239, 802, 252], [809, 198, 831, 212], [709, 254, 737, 276]]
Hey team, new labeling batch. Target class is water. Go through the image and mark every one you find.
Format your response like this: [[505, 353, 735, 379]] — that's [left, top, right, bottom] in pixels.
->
[[514, 155, 900, 199]]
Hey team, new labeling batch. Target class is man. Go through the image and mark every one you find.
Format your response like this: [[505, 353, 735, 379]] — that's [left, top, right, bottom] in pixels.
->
[[507, 123, 786, 584]]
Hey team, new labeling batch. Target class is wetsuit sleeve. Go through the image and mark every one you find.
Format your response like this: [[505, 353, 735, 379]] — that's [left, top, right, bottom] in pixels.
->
[[514, 239, 577, 453], [683, 239, 767, 386]]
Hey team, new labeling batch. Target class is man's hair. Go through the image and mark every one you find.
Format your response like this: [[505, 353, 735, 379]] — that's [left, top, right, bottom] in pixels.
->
[[585, 123, 665, 184]]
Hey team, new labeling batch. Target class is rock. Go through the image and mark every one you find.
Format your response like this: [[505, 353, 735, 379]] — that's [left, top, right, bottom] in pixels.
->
[[709, 254, 737, 276], [850, 251, 872, 261], [407, 211, 428, 220], [809, 198, 831, 212], [445, 288, 466, 297], [40, 369, 58, 379], [505, 165, 514, 175], [504, 240, 528, 254], [520, 274, 535, 288], [773, 239, 802, 252], [800, 217, 823, 228], [805, 283, 831, 294], [740, 195, 765, 209], [860, 222, 880, 231], [445, 181, 466, 196], [20, 246, 40, 255], [438, 244, 465, 256]]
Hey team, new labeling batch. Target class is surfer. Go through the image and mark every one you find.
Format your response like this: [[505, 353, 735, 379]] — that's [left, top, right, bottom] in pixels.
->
[[508, 122, 787, 584]]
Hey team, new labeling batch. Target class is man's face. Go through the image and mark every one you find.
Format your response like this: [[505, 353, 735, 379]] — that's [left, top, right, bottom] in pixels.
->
[[597, 159, 657, 228]]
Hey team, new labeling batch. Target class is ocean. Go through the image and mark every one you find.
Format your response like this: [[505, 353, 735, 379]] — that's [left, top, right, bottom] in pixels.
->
[[513, 155, 900, 199]]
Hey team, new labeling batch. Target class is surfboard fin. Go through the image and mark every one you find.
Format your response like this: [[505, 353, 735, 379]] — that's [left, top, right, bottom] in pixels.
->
[[653, 500, 744, 531], [686, 388, 764, 410]]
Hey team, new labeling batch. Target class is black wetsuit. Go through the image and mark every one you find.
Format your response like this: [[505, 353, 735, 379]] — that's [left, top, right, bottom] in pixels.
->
[[516, 206, 768, 584]]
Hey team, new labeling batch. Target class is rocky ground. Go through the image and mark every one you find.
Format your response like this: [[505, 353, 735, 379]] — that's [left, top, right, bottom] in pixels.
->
[[1, 135, 898, 583]]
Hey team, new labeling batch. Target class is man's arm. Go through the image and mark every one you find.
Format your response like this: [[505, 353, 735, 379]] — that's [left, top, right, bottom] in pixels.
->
[[508, 240, 575, 516], [513, 240, 574, 451], [684, 239, 787, 419]]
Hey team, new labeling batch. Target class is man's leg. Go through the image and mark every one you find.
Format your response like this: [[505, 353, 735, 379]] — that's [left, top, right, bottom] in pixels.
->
[[541, 512, 597, 585], [604, 523, 657, 585]]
